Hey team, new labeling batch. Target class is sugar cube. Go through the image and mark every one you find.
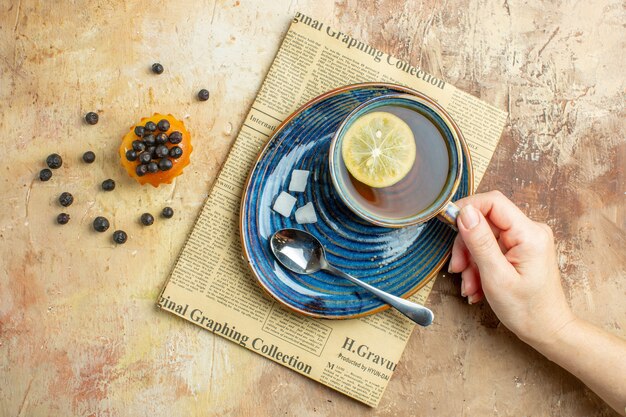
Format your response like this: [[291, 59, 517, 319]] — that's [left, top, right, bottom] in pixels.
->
[[272, 192, 296, 217], [288, 170, 310, 193], [295, 202, 317, 224]]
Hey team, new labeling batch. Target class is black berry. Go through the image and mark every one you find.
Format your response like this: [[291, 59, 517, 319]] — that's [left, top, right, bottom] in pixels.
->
[[82, 151, 96, 163], [168, 131, 182, 144], [125, 150, 138, 161], [59, 192, 74, 207], [155, 133, 168, 145], [197, 89, 210, 101], [57, 213, 70, 224], [101, 179, 115, 191], [132, 140, 146, 152], [39, 168, 52, 181], [155, 145, 169, 158], [143, 134, 156, 147], [146, 162, 158, 173], [162, 207, 174, 218], [93, 216, 110, 232], [151, 63, 164, 74], [46, 153, 63, 169], [139, 151, 152, 164], [135, 164, 148, 177], [158, 158, 173, 171], [134, 125, 145, 137], [144, 121, 157, 132], [85, 112, 99, 125], [112, 230, 127, 244], [157, 119, 170, 132], [140, 213, 154, 226], [169, 146, 183, 159]]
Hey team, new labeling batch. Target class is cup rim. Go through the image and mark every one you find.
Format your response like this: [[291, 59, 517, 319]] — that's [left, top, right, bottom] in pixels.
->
[[329, 93, 464, 228]]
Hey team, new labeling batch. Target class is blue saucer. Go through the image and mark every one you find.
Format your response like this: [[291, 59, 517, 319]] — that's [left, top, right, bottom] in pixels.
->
[[240, 83, 473, 319]]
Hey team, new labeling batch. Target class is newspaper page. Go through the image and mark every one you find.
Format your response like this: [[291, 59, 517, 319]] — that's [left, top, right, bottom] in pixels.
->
[[158, 12, 507, 407]]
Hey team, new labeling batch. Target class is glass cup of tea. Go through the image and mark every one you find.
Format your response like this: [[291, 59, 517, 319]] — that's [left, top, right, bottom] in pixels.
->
[[329, 93, 465, 229]]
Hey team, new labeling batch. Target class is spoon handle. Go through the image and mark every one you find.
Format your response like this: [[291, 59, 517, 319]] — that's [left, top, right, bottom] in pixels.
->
[[323, 264, 434, 327]]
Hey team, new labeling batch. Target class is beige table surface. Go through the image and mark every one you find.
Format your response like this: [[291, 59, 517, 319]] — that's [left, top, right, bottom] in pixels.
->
[[1, 1, 624, 416]]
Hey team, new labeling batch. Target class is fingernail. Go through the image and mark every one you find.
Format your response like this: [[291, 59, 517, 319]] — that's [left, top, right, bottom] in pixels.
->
[[459, 205, 479, 230], [468, 294, 477, 304], [460, 280, 466, 297]]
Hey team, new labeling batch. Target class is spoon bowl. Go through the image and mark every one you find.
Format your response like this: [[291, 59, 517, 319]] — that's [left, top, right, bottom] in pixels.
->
[[270, 228, 326, 274]]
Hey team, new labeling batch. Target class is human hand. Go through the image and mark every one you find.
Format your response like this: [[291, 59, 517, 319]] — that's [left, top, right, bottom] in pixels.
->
[[448, 191, 574, 346]]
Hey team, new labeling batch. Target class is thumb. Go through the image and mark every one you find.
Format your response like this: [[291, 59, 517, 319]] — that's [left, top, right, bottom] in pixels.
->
[[457, 205, 510, 273]]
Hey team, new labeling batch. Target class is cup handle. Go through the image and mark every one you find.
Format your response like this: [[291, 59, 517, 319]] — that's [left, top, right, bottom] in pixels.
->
[[437, 201, 460, 231]]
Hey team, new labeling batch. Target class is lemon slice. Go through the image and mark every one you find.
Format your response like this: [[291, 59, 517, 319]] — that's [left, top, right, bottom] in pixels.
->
[[341, 111, 416, 188]]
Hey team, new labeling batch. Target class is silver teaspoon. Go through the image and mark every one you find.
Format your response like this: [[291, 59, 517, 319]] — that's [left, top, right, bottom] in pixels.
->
[[269, 228, 434, 327]]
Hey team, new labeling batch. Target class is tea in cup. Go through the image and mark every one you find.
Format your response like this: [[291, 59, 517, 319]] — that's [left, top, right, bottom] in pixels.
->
[[329, 93, 464, 229]]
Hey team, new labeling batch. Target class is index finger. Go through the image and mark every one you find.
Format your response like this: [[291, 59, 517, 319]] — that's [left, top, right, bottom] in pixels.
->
[[454, 191, 534, 235]]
